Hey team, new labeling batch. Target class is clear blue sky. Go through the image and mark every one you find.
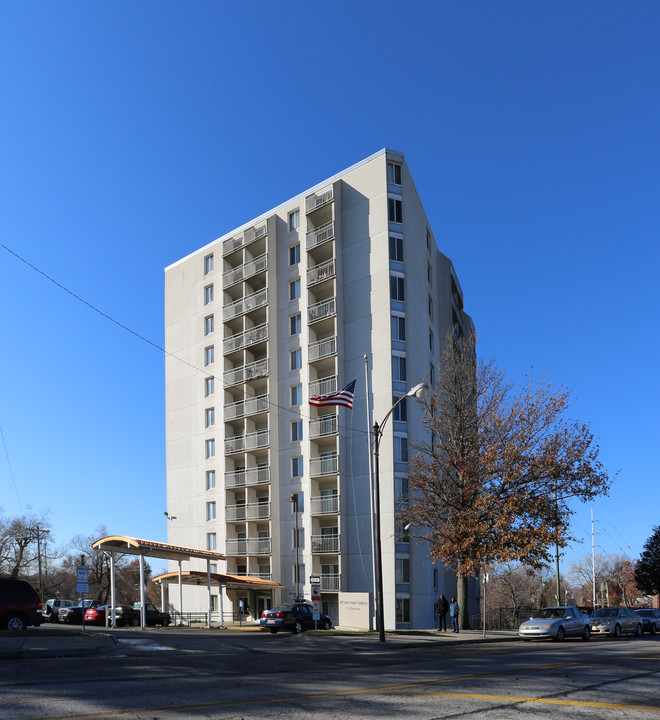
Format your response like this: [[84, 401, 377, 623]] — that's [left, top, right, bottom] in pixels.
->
[[1, 2, 658, 574]]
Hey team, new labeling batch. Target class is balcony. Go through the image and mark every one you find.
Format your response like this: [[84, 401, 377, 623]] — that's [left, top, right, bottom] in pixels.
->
[[309, 376, 337, 398], [224, 430, 269, 455], [310, 494, 339, 515], [223, 252, 268, 289], [224, 394, 269, 421], [225, 467, 270, 488], [309, 414, 337, 439], [223, 323, 268, 355], [306, 220, 335, 250], [223, 288, 268, 321], [222, 223, 267, 256], [310, 453, 338, 477], [223, 358, 268, 387], [307, 258, 335, 286], [308, 297, 336, 324], [320, 574, 340, 592], [311, 534, 339, 553], [308, 336, 337, 362], [225, 537, 271, 555], [305, 188, 333, 214], [225, 502, 271, 522]]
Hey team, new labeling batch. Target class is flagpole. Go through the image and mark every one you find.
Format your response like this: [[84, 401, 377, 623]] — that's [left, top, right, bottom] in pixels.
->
[[364, 354, 376, 632]]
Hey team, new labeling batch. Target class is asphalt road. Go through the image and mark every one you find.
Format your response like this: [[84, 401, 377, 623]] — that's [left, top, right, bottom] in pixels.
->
[[2, 628, 659, 719]]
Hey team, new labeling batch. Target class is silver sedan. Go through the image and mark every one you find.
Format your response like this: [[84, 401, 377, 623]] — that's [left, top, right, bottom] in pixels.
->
[[589, 607, 643, 637], [519, 606, 591, 641]]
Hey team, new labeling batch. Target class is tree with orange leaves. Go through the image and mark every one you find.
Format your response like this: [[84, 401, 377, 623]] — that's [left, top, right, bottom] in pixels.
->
[[402, 332, 612, 628]]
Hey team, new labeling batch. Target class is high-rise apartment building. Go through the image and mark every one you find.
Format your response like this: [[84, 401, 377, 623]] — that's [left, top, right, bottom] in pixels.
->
[[164, 148, 475, 629]]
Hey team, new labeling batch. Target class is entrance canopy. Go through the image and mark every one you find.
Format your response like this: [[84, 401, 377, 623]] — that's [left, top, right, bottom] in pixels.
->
[[152, 570, 283, 591], [91, 535, 226, 563]]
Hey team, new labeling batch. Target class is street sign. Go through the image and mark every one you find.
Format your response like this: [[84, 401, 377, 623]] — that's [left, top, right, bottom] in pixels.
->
[[77, 566, 88, 582], [309, 575, 320, 584], [76, 582, 89, 594]]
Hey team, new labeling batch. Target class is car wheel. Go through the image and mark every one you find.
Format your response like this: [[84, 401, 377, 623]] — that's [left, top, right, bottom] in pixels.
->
[[4, 613, 27, 632], [581, 626, 590, 641], [635, 623, 643, 637], [555, 626, 565, 642], [323, 620, 331, 630], [293, 620, 303, 635], [613, 624, 622, 638]]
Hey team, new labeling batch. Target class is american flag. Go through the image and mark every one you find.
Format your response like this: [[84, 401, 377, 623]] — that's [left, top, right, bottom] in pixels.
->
[[309, 379, 356, 409]]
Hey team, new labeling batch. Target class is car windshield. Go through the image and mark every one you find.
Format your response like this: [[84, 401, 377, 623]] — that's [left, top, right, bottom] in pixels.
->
[[592, 608, 618, 618], [534, 608, 566, 619], [636, 610, 653, 617]]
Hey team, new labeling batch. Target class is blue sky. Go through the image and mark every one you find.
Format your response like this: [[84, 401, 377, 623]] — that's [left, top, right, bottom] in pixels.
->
[[1, 2, 658, 575]]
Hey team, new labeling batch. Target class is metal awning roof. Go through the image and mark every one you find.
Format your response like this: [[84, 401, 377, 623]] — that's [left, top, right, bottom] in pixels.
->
[[91, 535, 227, 562], [152, 570, 284, 590]]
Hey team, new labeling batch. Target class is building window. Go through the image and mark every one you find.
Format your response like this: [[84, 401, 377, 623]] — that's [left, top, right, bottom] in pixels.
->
[[204, 346, 214, 366], [205, 377, 214, 397], [395, 476, 409, 501], [291, 420, 303, 442], [289, 278, 301, 301], [206, 501, 216, 521], [294, 563, 306, 586], [427, 263, 432, 285], [430, 363, 435, 385], [396, 597, 410, 623], [290, 313, 302, 335], [205, 439, 215, 459], [388, 197, 403, 224], [290, 348, 302, 370], [389, 235, 403, 263], [434, 568, 439, 589], [428, 297, 433, 319], [206, 470, 216, 489], [289, 209, 300, 231], [396, 557, 410, 583], [426, 229, 432, 252], [291, 491, 304, 512], [205, 408, 215, 428], [293, 528, 304, 549], [392, 355, 407, 382], [292, 456, 303, 477], [394, 436, 408, 463], [204, 254, 214, 275], [207, 533, 217, 551], [395, 520, 410, 542], [204, 284, 214, 305], [204, 315, 214, 336], [390, 275, 405, 302], [289, 243, 300, 266], [392, 395, 407, 422], [291, 384, 302, 406], [391, 315, 406, 342], [429, 330, 434, 353], [387, 162, 402, 185]]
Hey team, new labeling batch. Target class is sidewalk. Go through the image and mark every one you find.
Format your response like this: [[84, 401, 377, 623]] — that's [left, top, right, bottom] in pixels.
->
[[0, 628, 117, 659]]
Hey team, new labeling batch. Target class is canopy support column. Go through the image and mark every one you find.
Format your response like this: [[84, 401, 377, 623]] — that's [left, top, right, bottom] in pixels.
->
[[139, 553, 146, 630], [178, 560, 183, 626]]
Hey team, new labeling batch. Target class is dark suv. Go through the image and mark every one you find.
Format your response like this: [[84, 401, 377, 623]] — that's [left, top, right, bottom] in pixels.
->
[[0, 577, 42, 631]]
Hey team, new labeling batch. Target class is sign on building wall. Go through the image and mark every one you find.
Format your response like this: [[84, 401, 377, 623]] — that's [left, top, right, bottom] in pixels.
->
[[338, 592, 371, 631]]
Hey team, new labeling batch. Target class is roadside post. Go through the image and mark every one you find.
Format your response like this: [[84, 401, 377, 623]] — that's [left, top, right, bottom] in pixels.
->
[[238, 598, 243, 627], [77, 556, 89, 632], [310, 575, 321, 631]]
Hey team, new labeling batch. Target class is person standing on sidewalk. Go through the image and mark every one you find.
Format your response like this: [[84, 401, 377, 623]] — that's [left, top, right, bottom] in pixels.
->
[[437, 594, 449, 631], [449, 597, 460, 633]]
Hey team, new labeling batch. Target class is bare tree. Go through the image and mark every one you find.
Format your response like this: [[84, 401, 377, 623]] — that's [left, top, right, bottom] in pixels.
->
[[403, 332, 612, 628]]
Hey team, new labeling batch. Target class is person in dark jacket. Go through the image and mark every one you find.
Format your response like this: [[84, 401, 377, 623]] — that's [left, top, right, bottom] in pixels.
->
[[437, 594, 449, 631], [450, 597, 460, 632]]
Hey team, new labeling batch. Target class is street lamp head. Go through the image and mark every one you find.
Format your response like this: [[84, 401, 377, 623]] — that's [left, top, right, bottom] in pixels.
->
[[407, 382, 429, 399]]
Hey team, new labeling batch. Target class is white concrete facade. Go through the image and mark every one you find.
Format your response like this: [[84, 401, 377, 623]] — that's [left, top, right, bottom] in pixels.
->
[[164, 149, 476, 628]]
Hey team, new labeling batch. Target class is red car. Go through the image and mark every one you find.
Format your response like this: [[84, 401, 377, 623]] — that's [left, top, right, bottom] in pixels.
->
[[84, 604, 138, 627]]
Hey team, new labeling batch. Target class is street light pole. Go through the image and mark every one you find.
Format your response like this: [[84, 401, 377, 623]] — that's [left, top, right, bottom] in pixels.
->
[[372, 382, 428, 643]]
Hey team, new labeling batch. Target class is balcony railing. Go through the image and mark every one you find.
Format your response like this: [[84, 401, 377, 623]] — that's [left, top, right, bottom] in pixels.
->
[[311, 534, 339, 553], [224, 430, 269, 455], [305, 188, 333, 214], [224, 394, 269, 421], [308, 297, 336, 324], [310, 495, 339, 515], [310, 453, 338, 477], [225, 502, 271, 522], [225, 467, 270, 488], [223, 252, 268, 289], [307, 258, 335, 286], [320, 574, 340, 592], [223, 323, 268, 354], [223, 288, 268, 321], [223, 358, 269, 387], [222, 223, 267, 256], [309, 376, 337, 398], [225, 537, 271, 555], [308, 336, 337, 362], [306, 220, 335, 250], [309, 414, 337, 439]]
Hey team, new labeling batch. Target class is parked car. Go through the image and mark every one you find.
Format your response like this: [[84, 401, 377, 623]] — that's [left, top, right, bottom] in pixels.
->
[[0, 577, 42, 631], [43, 598, 74, 623], [84, 604, 138, 627], [260, 602, 333, 634], [589, 607, 643, 637], [132, 602, 171, 626], [519, 606, 591, 641], [634, 609, 660, 635], [58, 599, 101, 624]]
